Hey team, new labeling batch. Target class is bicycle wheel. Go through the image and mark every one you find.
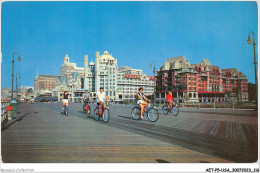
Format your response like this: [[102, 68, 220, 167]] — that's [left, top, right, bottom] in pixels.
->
[[147, 108, 159, 122], [63, 105, 67, 115], [66, 106, 68, 116], [94, 107, 99, 120], [172, 105, 179, 116], [131, 107, 141, 120], [83, 105, 86, 113], [162, 105, 169, 115], [102, 108, 110, 123], [87, 105, 91, 115]]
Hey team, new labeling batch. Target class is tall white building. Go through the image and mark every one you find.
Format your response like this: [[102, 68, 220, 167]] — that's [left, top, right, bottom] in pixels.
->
[[94, 51, 118, 100], [61, 54, 84, 78], [83, 55, 95, 92], [56, 51, 155, 102]]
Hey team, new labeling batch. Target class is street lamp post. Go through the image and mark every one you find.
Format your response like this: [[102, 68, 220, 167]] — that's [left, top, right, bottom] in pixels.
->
[[150, 62, 156, 106], [11, 52, 21, 99], [71, 85, 74, 102], [16, 73, 21, 99], [247, 31, 258, 110]]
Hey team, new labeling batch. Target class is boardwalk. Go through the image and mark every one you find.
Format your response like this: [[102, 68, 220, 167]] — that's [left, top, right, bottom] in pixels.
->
[[1, 103, 258, 163]]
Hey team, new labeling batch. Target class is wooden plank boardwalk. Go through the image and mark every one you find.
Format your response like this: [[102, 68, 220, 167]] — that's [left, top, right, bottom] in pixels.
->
[[109, 116, 257, 162], [108, 107, 258, 163], [1, 103, 258, 163]]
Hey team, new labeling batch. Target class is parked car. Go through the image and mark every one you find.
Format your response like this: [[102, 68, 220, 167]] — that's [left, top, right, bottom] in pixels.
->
[[40, 99, 48, 102], [34, 97, 43, 102]]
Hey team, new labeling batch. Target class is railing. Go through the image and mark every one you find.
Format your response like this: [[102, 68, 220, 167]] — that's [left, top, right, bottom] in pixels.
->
[[1, 101, 9, 126], [152, 98, 255, 110]]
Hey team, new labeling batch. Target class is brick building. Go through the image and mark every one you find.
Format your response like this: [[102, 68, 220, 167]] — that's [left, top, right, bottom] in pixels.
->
[[156, 56, 248, 102], [247, 83, 257, 102], [34, 75, 58, 95]]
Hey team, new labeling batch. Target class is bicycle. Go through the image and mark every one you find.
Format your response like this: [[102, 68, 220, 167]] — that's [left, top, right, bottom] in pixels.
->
[[131, 101, 159, 122], [94, 101, 110, 123], [83, 101, 91, 114], [162, 100, 179, 116], [63, 104, 68, 116]]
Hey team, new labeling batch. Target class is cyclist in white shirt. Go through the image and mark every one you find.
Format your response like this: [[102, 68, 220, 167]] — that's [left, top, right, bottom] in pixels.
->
[[97, 87, 109, 115], [137, 87, 151, 119]]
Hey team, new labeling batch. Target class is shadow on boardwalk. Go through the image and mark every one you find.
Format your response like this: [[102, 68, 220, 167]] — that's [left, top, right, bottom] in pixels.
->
[[72, 110, 257, 163]]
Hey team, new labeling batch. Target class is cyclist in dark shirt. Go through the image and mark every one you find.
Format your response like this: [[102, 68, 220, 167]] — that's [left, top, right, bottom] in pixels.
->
[[62, 91, 70, 111], [82, 90, 92, 113]]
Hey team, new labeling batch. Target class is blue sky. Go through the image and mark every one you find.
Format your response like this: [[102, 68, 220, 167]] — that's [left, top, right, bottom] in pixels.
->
[[1, 1, 258, 88]]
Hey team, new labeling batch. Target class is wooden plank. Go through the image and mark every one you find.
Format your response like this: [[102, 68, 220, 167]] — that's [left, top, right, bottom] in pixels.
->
[[225, 122, 230, 139], [210, 121, 221, 136], [181, 118, 200, 131], [192, 120, 208, 133], [241, 124, 257, 143], [208, 121, 220, 136], [237, 123, 246, 142], [228, 122, 233, 139], [251, 124, 258, 135], [170, 117, 185, 128], [200, 120, 216, 135], [187, 119, 203, 130], [231, 122, 237, 140], [215, 121, 226, 138]]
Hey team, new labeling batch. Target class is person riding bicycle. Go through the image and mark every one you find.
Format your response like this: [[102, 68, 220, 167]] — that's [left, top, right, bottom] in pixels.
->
[[82, 90, 92, 112], [136, 87, 151, 119], [62, 91, 70, 113], [97, 87, 109, 115], [166, 92, 176, 112], [30, 98, 35, 104]]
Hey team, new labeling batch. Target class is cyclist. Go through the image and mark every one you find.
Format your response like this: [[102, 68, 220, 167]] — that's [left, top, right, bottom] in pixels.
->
[[136, 87, 151, 119], [30, 97, 35, 104], [62, 91, 70, 114], [82, 90, 92, 113], [166, 91, 176, 112], [97, 87, 109, 115]]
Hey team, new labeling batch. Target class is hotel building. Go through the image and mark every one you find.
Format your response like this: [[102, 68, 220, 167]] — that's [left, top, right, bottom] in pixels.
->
[[34, 75, 58, 95], [117, 66, 155, 100], [55, 51, 155, 101], [156, 56, 248, 102], [93, 51, 118, 100], [61, 54, 84, 78]]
